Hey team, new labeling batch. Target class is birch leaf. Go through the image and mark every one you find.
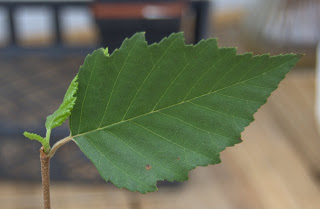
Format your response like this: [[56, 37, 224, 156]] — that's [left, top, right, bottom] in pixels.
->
[[69, 33, 301, 193]]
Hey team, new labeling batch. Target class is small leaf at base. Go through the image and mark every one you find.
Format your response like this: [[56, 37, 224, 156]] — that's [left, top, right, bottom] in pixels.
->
[[23, 131, 45, 143]]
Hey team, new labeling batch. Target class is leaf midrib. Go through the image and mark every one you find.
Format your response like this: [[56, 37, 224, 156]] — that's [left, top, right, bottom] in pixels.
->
[[72, 57, 297, 138]]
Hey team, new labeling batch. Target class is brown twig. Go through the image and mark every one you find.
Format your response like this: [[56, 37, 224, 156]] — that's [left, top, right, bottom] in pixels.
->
[[40, 147, 51, 209], [39, 136, 73, 209]]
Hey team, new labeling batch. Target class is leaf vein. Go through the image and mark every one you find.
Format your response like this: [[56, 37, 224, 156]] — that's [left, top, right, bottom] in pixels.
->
[[188, 101, 250, 121], [216, 93, 263, 104], [182, 51, 230, 101], [158, 112, 227, 149], [121, 35, 180, 120], [152, 42, 213, 111], [130, 121, 214, 160], [208, 55, 254, 92], [98, 38, 140, 128]]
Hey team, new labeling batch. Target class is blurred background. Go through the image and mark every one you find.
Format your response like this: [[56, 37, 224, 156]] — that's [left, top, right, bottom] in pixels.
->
[[1, 0, 320, 208]]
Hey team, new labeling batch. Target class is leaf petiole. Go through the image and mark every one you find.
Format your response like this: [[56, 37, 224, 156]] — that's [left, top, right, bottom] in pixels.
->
[[48, 135, 73, 158]]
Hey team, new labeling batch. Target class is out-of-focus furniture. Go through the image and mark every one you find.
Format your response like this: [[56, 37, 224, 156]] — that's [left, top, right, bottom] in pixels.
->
[[0, 0, 212, 54], [0, 0, 96, 56], [92, 0, 211, 51]]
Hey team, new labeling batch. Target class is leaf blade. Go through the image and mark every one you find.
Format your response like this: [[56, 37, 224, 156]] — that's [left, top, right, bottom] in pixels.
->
[[70, 33, 301, 193], [46, 75, 78, 131], [23, 131, 45, 143]]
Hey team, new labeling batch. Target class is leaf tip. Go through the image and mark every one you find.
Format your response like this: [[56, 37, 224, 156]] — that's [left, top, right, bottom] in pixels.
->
[[23, 131, 28, 138]]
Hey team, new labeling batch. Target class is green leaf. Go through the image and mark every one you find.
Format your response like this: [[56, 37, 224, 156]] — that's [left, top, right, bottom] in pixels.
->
[[24, 74, 78, 154], [23, 131, 45, 143], [69, 33, 301, 193], [46, 75, 78, 131]]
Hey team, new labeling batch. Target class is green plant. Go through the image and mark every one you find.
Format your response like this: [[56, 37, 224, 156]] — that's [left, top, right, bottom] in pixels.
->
[[23, 32, 301, 209]]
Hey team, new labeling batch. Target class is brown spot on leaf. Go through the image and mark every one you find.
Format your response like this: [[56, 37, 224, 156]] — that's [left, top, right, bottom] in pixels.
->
[[177, 157, 180, 160], [145, 164, 151, 170]]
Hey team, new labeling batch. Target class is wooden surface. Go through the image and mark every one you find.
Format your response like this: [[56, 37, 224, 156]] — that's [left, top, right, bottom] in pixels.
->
[[1, 69, 320, 209]]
